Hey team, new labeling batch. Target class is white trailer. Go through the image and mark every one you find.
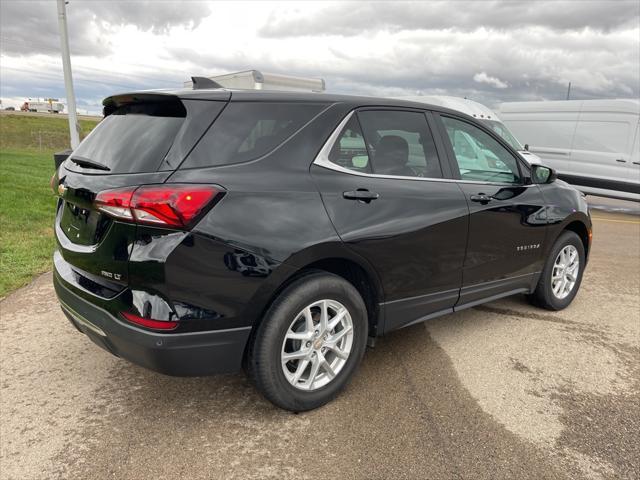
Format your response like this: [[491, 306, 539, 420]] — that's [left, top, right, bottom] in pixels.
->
[[22, 99, 65, 113], [184, 70, 325, 93]]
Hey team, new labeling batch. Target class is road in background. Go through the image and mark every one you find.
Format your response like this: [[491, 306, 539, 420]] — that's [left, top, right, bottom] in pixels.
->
[[586, 195, 640, 216], [0, 110, 101, 121], [1, 210, 638, 480]]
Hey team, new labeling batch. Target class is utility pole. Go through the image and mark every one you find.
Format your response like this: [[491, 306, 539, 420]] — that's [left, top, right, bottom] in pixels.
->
[[566, 82, 572, 101], [57, 0, 80, 149]]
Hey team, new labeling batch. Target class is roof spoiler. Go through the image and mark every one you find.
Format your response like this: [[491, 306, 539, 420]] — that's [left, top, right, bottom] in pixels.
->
[[102, 92, 184, 117], [190, 76, 223, 90]]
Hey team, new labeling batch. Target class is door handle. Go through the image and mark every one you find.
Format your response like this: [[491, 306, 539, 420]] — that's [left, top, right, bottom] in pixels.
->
[[616, 159, 627, 163], [470, 193, 493, 204], [343, 189, 379, 203]]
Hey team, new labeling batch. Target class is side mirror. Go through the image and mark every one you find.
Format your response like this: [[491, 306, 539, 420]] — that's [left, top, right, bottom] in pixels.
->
[[524, 143, 529, 151], [531, 164, 557, 184]]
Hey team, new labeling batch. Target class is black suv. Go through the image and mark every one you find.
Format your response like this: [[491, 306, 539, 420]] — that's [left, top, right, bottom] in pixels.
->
[[53, 87, 591, 411]]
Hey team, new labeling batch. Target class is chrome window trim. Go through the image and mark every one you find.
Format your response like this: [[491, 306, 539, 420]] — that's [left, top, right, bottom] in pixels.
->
[[313, 110, 528, 187]]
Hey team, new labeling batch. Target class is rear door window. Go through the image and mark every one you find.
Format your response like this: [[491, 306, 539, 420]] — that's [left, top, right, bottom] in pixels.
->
[[68, 101, 186, 174], [357, 110, 443, 178], [182, 102, 325, 168]]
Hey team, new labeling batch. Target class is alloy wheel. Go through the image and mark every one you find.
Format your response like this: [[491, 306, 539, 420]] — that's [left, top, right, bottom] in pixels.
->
[[551, 245, 580, 300], [281, 299, 354, 391]]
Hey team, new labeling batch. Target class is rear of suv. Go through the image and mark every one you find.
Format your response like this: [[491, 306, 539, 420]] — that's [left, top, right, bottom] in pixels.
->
[[54, 87, 591, 411]]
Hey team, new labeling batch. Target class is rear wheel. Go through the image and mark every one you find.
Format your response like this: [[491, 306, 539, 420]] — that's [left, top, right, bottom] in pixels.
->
[[529, 231, 585, 310], [247, 272, 368, 411]]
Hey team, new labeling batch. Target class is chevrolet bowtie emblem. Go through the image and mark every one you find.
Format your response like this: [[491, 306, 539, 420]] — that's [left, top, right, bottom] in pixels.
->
[[58, 183, 67, 196]]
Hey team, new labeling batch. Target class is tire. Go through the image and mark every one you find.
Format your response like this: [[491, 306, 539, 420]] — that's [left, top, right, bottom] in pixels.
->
[[529, 231, 585, 310], [247, 272, 368, 411]]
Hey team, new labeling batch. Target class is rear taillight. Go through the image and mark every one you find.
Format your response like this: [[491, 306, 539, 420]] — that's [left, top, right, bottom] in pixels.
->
[[95, 187, 136, 220], [120, 312, 178, 331], [94, 184, 221, 229]]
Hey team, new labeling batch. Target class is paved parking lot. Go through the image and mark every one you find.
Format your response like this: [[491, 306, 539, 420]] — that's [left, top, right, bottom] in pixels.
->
[[1, 209, 638, 480]]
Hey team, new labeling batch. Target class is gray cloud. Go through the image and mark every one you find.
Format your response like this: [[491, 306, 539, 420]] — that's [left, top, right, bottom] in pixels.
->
[[259, 1, 640, 38], [0, 59, 186, 114], [75, 0, 211, 33], [0, 0, 210, 56], [1, 1, 637, 113], [166, 22, 638, 106]]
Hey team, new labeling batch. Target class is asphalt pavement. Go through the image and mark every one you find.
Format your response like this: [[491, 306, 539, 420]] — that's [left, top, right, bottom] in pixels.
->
[[1, 207, 638, 480]]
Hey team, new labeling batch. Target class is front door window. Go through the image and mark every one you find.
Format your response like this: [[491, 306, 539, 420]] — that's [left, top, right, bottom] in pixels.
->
[[442, 116, 521, 183]]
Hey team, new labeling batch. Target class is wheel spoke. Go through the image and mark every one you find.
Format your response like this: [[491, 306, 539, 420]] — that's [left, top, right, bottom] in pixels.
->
[[322, 356, 336, 379], [319, 300, 329, 332], [291, 359, 309, 384], [326, 343, 348, 359], [282, 350, 308, 363], [328, 307, 347, 331], [552, 279, 563, 295], [306, 356, 322, 389], [303, 307, 314, 334], [327, 325, 352, 345], [286, 331, 311, 341]]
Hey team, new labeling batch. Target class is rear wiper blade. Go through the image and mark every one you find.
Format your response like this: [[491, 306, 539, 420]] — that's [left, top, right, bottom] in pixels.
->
[[69, 155, 111, 171]]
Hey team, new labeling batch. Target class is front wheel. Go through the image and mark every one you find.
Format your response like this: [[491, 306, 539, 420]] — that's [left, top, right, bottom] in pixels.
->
[[529, 231, 585, 310], [247, 272, 368, 411]]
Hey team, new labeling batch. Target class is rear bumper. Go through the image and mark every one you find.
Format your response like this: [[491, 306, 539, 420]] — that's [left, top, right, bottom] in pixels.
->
[[54, 271, 251, 376]]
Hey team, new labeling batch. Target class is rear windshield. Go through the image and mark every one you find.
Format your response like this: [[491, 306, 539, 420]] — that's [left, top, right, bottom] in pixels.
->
[[181, 102, 325, 169], [68, 101, 186, 174]]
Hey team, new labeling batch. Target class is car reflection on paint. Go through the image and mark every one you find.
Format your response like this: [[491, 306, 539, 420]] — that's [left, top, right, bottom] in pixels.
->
[[224, 250, 272, 277]]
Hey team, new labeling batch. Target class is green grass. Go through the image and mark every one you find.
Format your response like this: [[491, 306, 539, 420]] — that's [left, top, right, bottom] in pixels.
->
[[0, 149, 58, 296], [0, 113, 99, 151], [0, 114, 100, 296]]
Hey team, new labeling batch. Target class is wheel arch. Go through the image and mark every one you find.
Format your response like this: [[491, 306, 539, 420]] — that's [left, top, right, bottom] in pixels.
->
[[562, 218, 591, 261], [242, 246, 384, 366], [298, 257, 382, 338]]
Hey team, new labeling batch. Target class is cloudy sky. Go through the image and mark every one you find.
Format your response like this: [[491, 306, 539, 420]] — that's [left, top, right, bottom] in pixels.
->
[[1, 0, 638, 114]]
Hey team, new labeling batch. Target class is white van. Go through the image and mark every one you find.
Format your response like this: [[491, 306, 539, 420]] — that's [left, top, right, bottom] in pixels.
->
[[398, 96, 542, 165], [498, 99, 640, 201]]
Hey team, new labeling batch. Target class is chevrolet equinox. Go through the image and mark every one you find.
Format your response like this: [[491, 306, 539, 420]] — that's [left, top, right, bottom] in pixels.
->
[[53, 85, 592, 411]]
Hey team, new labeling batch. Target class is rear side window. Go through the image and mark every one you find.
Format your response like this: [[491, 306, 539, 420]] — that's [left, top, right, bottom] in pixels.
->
[[182, 102, 325, 168], [357, 110, 443, 178], [69, 101, 186, 174], [328, 116, 371, 173]]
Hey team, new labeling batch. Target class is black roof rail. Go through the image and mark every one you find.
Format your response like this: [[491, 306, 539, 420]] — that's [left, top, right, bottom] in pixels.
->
[[191, 76, 223, 90]]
